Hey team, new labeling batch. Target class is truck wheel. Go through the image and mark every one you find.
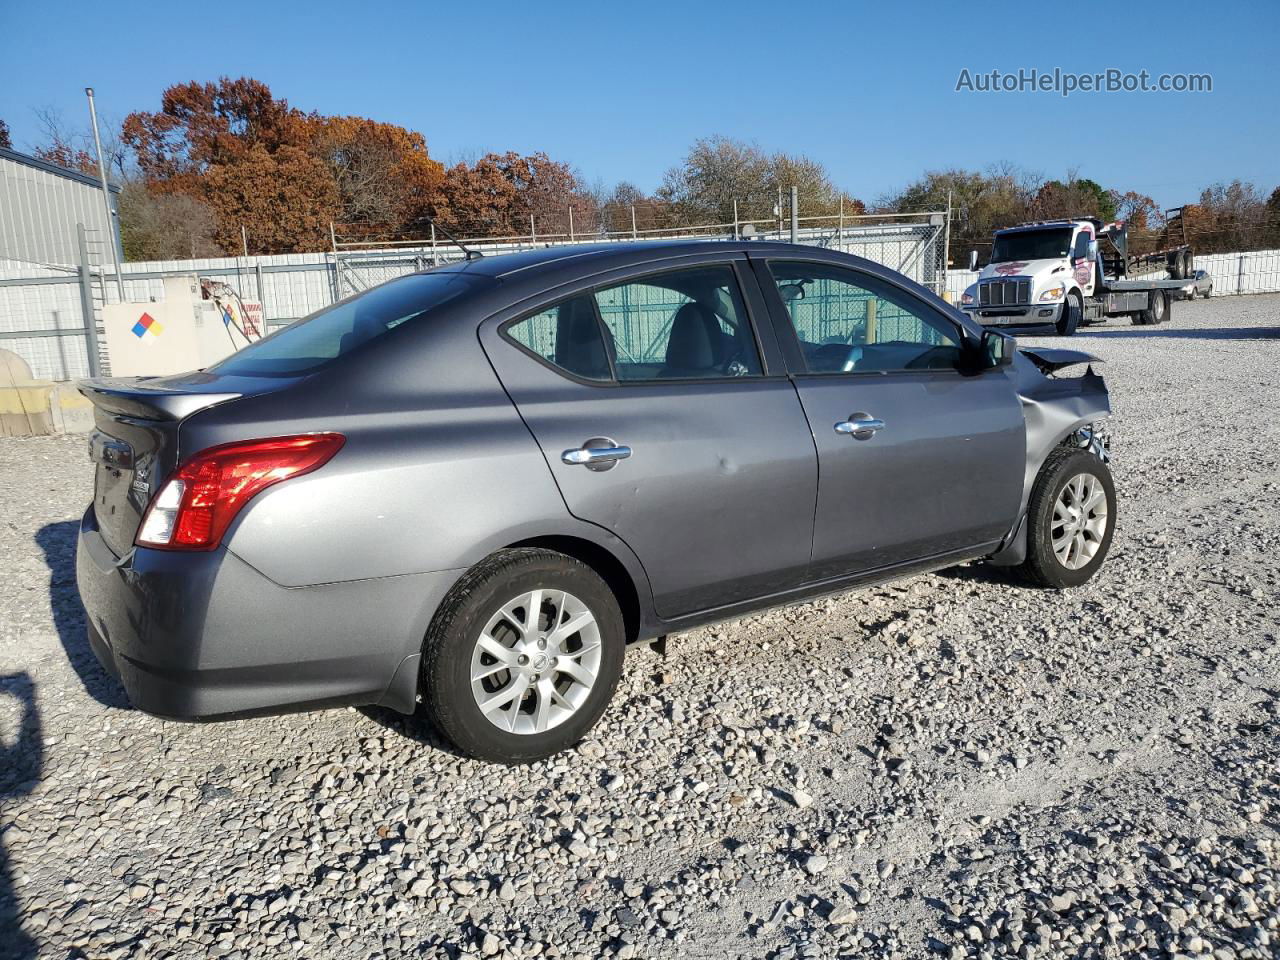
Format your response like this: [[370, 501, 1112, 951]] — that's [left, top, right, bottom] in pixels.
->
[[1133, 289, 1167, 325], [1017, 448, 1116, 589], [421, 548, 625, 763], [1056, 291, 1082, 336], [1167, 250, 1184, 280]]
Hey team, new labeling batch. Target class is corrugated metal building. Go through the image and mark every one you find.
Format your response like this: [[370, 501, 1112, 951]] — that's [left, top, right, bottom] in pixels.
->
[[0, 146, 121, 267]]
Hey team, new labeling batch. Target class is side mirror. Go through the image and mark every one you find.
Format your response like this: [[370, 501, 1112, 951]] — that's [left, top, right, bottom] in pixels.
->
[[979, 328, 1015, 369], [967, 250, 979, 272]]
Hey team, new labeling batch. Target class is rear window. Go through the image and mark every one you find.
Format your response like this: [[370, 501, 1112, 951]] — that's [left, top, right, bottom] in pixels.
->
[[210, 272, 479, 376]]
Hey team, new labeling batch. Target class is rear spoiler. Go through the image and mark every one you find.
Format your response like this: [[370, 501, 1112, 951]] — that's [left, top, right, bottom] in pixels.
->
[[78, 377, 242, 421]]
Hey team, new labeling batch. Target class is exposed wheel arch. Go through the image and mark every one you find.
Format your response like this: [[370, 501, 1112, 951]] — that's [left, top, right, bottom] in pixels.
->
[[506, 535, 643, 647]]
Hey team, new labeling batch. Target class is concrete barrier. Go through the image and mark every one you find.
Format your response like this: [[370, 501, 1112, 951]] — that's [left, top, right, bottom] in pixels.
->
[[0, 348, 93, 436]]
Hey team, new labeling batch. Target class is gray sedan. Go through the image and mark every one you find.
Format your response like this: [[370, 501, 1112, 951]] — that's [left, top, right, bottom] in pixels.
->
[[1177, 269, 1214, 300], [76, 241, 1115, 762]]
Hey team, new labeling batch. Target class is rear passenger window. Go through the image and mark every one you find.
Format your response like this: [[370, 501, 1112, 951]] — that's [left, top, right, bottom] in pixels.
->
[[595, 265, 761, 380], [504, 264, 764, 383], [506, 294, 612, 381]]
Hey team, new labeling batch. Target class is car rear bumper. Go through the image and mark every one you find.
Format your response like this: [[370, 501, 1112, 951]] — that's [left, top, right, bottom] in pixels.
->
[[76, 506, 462, 720]]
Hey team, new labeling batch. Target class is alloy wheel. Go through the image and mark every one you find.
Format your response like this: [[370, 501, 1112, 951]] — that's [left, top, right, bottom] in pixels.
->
[[470, 589, 602, 734], [1051, 472, 1109, 570]]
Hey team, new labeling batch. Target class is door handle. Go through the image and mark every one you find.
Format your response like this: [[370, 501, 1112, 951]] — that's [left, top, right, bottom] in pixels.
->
[[834, 415, 885, 440], [561, 438, 632, 471]]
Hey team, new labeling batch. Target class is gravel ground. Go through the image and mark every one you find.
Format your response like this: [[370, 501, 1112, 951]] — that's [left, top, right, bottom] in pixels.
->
[[1, 293, 1277, 960]]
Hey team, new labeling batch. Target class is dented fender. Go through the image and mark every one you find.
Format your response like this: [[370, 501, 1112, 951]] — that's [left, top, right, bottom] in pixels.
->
[[988, 349, 1112, 566]]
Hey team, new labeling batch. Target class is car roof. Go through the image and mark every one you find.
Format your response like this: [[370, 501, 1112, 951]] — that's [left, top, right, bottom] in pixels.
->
[[431, 238, 824, 280]]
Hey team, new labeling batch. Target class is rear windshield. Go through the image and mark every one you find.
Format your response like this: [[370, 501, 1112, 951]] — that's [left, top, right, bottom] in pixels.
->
[[210, 272, 479, 376], [991, 228, 1073, 263]]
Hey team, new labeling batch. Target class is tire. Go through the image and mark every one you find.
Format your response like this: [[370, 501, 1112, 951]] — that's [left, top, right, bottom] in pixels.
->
[[1133, 289, 1167, 325], [1167, 250, 1184, 280], [421, 548, 625, 763], [1056, 290, 1082, 336], [1017, 447, 1116, 589], [1018, 450, 1111, 591]]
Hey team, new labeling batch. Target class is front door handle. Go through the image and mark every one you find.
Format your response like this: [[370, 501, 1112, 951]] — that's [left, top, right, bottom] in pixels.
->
[[561, 437, 632, 471], [834, 414, 885, 440]]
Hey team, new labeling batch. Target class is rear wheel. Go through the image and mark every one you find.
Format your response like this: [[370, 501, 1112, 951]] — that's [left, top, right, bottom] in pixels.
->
[[1056, 290, 1082, 336], [421, 548, 625, 763], [1018, 448, 1116, 589]]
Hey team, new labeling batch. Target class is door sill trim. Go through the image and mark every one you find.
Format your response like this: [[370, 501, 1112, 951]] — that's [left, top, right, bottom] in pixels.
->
[[653, 542, 1000, 634]]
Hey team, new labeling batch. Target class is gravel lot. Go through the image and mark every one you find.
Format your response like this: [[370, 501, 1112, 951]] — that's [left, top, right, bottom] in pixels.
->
[[1, 293, 1277, 960]]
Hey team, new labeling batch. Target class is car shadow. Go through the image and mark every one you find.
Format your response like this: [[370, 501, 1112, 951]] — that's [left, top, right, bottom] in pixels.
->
[[1078, 325, 1280, 340], [34, 521, 130, 710], [933, 561, 1044, 591], [1, 671, 43, 960], [358, 706, 471, 760]]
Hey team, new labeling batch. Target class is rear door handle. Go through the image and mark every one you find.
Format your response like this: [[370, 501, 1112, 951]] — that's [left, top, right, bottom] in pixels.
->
[[561, 438, 632, 471], [834, 415, 885, 440]]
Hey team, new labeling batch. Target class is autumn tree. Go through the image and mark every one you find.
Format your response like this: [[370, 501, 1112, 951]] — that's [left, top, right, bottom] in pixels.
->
[[123, 78, 305, 186], [1029, 176, 1116, 222], [1179, 180, 1272, 252], [0, 119, 11, 149], [658, 136, 863, 228], [434, 151, 593, 238], [202, 143, 340, 253], [118, 182, 220, 260], [307, 116, 444, 234], [881, 166, 1036, 260], [596, 181, 676, 234]]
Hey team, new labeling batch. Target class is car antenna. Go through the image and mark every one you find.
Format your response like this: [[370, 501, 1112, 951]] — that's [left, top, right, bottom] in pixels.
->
[[425, 217, 483, 261]]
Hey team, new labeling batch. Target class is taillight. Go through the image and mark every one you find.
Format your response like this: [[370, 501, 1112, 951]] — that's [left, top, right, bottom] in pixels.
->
[[136, 434, 345, 551]]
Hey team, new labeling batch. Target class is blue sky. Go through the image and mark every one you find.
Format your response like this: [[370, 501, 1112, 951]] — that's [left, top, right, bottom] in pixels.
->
[[1, 0, 1275, 208]]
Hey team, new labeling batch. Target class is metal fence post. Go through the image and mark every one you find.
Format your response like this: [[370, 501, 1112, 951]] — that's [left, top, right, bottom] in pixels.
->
[[790, 186, 799, 244], [942, 190, 953, 294], [76, 223, 102, 378], [569, 206, 575, 241], [631, 206, 637, 240], [733, 199, 739, 240], [85, 87, 125, 304]]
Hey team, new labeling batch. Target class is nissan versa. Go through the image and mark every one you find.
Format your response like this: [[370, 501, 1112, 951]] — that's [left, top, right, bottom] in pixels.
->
[[76, 241, 1115, 763]]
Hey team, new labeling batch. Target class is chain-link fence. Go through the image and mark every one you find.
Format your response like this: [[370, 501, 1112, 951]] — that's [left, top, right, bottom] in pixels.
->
[[332, 212, 949, 300], [10, 207, 1280, 384]]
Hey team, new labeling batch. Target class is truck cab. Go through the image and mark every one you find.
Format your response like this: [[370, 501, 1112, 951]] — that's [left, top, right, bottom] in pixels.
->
[[961, 219, 1100, 335]]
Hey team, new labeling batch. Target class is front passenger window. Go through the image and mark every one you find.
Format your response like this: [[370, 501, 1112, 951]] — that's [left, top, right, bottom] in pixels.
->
[[768, 263, 962, 374]]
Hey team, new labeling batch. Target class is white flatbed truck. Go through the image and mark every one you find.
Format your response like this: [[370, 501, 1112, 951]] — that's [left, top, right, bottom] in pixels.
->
[[960, 212, 1194, 336]]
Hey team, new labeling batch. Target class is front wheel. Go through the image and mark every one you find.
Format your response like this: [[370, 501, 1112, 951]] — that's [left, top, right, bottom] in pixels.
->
[[1017, 447, 1116, 589], [1056, 290, 1082, 336], [421, 548, 625, 763]]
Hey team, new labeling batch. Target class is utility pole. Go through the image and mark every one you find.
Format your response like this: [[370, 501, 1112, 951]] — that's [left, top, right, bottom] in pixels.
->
[[85, 87, 125, 302], [790, 186, 799, 244]]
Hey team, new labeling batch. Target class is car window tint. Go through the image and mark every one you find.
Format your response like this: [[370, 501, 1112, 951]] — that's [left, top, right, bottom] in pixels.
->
[[593, 265, 762, 381], [506, 294, 612, 381], [767, 262, 962, 374], [210, 272, 478, 376]]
